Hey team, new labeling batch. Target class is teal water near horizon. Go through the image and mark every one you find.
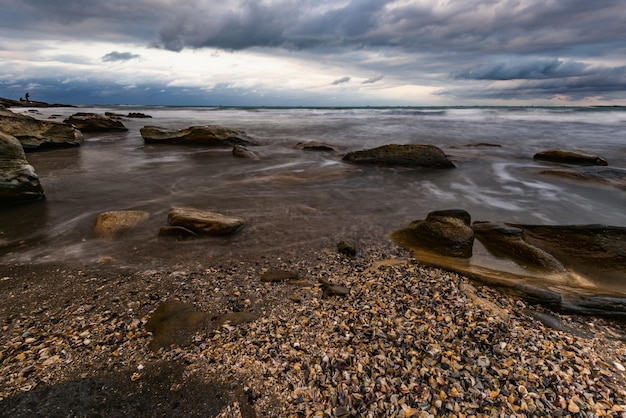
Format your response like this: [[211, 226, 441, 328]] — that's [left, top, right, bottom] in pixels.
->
[[1, 105, 625, 278]]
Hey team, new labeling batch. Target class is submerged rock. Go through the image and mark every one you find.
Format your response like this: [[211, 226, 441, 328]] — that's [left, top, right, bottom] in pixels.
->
[[0, 131, 45, 204], [533, 149, 608, 166], [140, 125, 257, 147], [166, 206, 244, 236], [64, 112, 128, 132], [393, 209, 474, 258], [296, 141, 341, 152], [539, 166, 626, 190], [0, 106, 83, 150], [232, 144, 260, 159], [342, 144, 455, 168]]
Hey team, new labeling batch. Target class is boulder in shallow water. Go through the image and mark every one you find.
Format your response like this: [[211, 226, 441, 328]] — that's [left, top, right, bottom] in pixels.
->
[[0, 131, 45, 204], [0, 106, 83, 150], [394, 209, 474, 258], [533, 149, 608, 166], [64, 112, 128, 132], [94, 210, 150, 239], [343, 144, 455, 168], [167, 206, 244, 236], [140, 125, 257, 147], [232, 144, 260, 159]]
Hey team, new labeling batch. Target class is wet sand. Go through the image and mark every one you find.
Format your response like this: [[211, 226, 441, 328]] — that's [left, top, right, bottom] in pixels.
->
[[1, 239, 626, 417]]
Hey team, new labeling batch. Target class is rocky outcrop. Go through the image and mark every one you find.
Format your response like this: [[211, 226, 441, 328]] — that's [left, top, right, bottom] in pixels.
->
[[0, 106, 83, 150], [164, 206, 244, 236], [140, 125, 257, 147], [472, 222, 566, 272], [343, 144, 455, 168], [393, 209, 474, 258], [0, 131, 45, 204], [533, 149, 608, 166], [104, 112, 152, 119], [64, 113, 128, 132], [94, 210, 150, 239]]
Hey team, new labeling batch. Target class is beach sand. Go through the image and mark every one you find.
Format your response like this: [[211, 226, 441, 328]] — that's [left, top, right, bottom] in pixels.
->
[[1, 239, 626, 417]]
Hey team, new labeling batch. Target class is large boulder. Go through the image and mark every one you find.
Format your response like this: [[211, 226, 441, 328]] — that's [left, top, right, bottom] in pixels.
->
[[64, 112, 128, 132], [94, 210, 150, 239], [165, 206, 245, 236], [0, 131, 45, 204], [472, 221, 566, 273], [393, 209, 474, 258], [533, 149, 608, 166], [342, 144, 455, 168], [0, 106, 83, 150], [140, 125, 257, 147]]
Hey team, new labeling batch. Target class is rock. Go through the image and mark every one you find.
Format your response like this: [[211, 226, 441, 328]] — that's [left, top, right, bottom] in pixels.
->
[[539, 166, 626, 190], [296, 141, 341, 152], [104, 111, 152, 119], [342, 144, 455, 168], [140, 125, 257, 147], [0, 106, 83, 150], [318, 278, 349, 297], [166, 206, 244, 236], [64, 112, 128, 132], [94, 210, 150, 239], [232, 144, 260, 159], [145, 300, 211, 350], [472, 221, 566, 273], [0, 131, 45, 204], [533, 149, 608, 166], [394, 209, 474, 258], [260, 270, 299, 283], [337, 239, 357, 257]]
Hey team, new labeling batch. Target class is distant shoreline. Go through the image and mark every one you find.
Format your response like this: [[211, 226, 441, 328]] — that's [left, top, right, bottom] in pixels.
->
[[0, 96, 74, 108]]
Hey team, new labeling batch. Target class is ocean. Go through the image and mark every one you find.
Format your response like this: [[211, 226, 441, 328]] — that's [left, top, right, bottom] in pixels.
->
[[1, 105, 625, 272]]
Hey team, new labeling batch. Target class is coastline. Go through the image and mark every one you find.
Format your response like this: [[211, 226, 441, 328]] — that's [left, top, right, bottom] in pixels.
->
[[1, 239, 625, 417]]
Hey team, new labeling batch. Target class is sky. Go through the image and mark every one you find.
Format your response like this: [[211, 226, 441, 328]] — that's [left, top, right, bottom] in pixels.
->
[[1, 0, 625, 107]]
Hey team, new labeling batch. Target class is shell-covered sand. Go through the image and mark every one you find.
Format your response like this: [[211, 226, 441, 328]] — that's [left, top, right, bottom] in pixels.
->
[[1, 241, 625, 417]]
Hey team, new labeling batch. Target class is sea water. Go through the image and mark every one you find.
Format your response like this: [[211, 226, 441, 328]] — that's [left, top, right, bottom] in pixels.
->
[[1, 106, 625, 269]]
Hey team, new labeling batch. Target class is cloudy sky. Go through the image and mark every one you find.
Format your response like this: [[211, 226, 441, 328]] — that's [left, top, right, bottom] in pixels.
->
[[1, 0, 625, 106]]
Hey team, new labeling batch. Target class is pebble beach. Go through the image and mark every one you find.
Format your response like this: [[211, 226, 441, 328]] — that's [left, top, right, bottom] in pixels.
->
[[1, 240, 626, 417]]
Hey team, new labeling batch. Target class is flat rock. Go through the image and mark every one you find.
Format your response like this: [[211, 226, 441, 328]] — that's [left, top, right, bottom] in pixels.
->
[[0, 106, 83, 150], [145, 300, 211, 350], [342, 144, 455, 168], [0, 131, 45, 204], [140, 125, 257, 147], [167, 206, 244, 236], [533, 149, 608, 166], [94, 210, 150, 239], [64, 113, 128, 132]]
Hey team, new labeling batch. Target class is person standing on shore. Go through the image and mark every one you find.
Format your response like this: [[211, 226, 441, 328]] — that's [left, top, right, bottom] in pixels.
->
[[25, 92, 30, 103]]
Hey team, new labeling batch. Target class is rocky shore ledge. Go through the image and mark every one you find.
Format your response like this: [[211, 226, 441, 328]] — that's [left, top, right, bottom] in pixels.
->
[[1, 240, 625, 417]]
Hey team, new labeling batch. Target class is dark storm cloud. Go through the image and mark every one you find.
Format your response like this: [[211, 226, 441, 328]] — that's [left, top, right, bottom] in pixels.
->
[[102, 51, 141, 62], [332, 76, 351, 85], [452, 58, 589, 81]]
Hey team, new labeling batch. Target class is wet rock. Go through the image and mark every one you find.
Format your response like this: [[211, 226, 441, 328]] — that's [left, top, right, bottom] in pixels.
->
[[94, 210, 150, 239], [342, 144, 455, 168], [261, 270, 299, 283], [472, 221, 566, 272], [64, 112, 128, 132], [539, 166, 626, 190], [393, 209, 474, 258], [104, 111, 152, 119], [140, 125, 257, 147], [232, 144, 260, 159], [296, 141, 341, 152], [166, 206, 244, 236], [0, 131, 45, 204], [0, 106, 83, 150], [533, 149, 608, 166], [145, 300, 211, 350], [337, 239, 357, 257], [158, 225, 198, 238]]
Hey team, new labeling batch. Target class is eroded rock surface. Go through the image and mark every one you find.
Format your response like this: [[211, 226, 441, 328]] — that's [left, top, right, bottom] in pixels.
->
[[342, 144, 456, 168], [0, 131, 45, 204], [64, 113, 128, 132], [534, 149, 608, 166], [140, 125, 257, 147]]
